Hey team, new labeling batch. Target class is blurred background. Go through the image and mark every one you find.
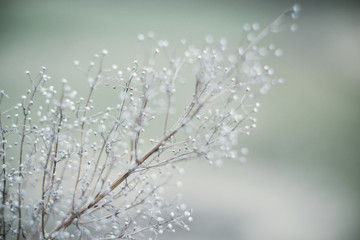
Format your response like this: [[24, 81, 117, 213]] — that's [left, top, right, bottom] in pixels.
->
[[0, 0, 359, 239]]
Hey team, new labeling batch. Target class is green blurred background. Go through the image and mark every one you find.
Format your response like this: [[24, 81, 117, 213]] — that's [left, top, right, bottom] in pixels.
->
[[1, 0, 359, 239]]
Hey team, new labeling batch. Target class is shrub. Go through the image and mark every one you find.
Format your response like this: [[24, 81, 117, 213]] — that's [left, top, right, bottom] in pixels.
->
[[0, 5, 300, 240]]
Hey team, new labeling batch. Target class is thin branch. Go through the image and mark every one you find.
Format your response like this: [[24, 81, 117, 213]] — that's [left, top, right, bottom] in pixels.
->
[[72, 55, 105, 211]]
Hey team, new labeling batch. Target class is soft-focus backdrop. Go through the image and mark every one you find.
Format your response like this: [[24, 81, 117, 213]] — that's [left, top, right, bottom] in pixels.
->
[[1, 0, 359, 239]]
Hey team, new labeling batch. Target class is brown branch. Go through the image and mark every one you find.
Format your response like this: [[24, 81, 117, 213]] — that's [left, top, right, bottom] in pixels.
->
[[72, 56, 104, 211], [0, 113, 7, 240], [37, 89, 65, 239], [17, 76, 43, 240]]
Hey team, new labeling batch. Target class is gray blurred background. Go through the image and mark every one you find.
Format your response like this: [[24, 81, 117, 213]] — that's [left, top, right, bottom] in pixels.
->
[[1, 0, 359, 239]]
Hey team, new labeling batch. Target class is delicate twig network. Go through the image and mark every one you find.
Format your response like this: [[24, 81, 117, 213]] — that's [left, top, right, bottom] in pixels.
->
[[0, 5, 300, 240]]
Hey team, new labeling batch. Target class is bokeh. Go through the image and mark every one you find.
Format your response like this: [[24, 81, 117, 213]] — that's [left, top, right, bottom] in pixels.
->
[[1, 0, 359, 239]]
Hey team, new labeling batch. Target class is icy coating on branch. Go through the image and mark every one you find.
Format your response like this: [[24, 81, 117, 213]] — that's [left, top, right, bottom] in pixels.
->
[[0, 5, 300, 240]]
